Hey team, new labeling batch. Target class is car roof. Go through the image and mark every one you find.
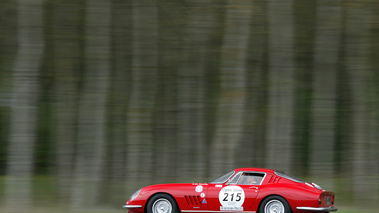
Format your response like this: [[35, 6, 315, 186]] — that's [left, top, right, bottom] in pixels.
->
[[234, 168, 276, 174]]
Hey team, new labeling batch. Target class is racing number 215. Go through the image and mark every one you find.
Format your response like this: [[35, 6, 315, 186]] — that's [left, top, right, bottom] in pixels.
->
[[223, 193, 242, 202]]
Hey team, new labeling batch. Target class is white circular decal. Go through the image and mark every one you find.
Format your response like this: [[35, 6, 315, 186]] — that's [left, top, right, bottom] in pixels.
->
[[200, 193, 205, 198], [196, 185, 203, 193], [218, 186, 245, 211]]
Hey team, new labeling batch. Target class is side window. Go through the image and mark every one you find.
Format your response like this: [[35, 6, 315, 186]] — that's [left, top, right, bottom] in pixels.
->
[[229, 172, 242, 184], [237, 173, 264, 185]]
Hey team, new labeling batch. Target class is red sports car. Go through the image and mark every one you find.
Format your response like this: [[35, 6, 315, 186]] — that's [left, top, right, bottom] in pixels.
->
[[123, 168, 337, 213]]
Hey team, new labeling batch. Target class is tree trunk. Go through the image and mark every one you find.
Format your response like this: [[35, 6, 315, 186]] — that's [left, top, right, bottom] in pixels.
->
[[202, 2, 227, 177], [108, 0, 133, 203], [345, 2, 372, 204], [291, 0, 316, 176], [125, 0, 158, 190], [309, 0, 342, 189], [0, 1, 17, 177], [152, 0, 182, 182], [4, 0, 44, 209], [210, 0, 252, 174], [236, 0, 268, 168], [177, 0, 211, 182], [368, 3, 379, 203], [53, 0, 81, 204], [265, 0, 295, 172], [70, 0, 111, 208]]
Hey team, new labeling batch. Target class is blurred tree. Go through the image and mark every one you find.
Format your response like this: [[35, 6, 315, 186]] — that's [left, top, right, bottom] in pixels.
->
[[309, 0, 342, 185], [0, 0, 17, 175], [126, 0, 158, 189], [236, 0, 269, 168], [152, 0, 183, 182], [0, 0, 379, 208], [345, 1, 372, 204], [177, 0, 211, 181], [369, 1, 379, 202], [210, 0, 253, 174], [202, 0, 226, 178], [265, 0, 295, 172], [291, 0, 316, 176], [107, 0, 132, 203], [70, 0, 111, 208], [52, 0, 82, 204], [4, 0, 44, 209]]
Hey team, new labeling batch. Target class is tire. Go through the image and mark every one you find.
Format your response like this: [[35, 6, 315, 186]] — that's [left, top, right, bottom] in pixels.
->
[[146, 194, 179, 213], [258, 196, 292, 213]]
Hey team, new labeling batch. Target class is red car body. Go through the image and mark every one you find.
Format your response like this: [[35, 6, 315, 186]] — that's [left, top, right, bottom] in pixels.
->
[[123, 168, 337, 213]]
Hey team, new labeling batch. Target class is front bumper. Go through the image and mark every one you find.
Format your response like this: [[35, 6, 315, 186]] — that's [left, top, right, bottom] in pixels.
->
[[297, 206, 338, 212], [122, 205, 143, 209]]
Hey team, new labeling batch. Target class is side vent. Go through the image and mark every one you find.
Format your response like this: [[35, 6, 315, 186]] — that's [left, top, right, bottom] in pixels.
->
[[268, 175, 274, 183], [269, 176, 281, 183], [185, 196, 202, 206]]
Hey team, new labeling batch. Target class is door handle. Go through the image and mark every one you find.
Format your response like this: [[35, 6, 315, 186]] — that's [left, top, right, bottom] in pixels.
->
[[249, 186, 259, 189]]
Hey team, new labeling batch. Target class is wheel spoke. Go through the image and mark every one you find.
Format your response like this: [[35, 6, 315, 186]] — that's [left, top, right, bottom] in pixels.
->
[[264, 200, 285, 213], [152, 198, 172, 213]]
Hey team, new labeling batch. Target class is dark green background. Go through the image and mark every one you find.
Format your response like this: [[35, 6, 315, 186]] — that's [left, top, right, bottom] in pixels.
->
[[0, 0, 378, 212]]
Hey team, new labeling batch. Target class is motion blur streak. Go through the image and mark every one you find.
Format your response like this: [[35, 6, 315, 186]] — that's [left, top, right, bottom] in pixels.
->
[[0, 0, 378, 212]]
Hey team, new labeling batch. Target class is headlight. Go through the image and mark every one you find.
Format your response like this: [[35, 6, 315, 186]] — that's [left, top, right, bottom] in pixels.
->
[[129, 188, 142, 201]]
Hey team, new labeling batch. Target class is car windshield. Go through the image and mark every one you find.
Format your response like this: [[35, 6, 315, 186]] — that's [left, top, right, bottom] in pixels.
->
[[275, 171, 306, 183], [209, 170, 235, 183]]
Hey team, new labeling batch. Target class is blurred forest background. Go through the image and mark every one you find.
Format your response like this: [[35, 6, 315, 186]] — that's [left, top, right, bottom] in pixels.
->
[[0, 0, 379, 212]]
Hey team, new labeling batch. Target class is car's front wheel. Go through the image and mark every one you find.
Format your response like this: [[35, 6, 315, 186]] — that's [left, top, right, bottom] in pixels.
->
[[259, 196, 292, 213], [147, 194, 179, 213]]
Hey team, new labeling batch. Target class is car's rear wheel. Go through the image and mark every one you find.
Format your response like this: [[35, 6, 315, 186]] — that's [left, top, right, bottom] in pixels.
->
[[259, 196, 292, 213], [147, 194, 179, 213]]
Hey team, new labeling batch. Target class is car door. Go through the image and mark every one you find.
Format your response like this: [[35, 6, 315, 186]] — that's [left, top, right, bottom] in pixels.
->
[[206, 172, 263, 212]]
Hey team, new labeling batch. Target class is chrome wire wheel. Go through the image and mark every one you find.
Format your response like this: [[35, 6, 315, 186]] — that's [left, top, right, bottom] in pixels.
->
[[264, 199, 285, 213], [152, 198, 173, 213]]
